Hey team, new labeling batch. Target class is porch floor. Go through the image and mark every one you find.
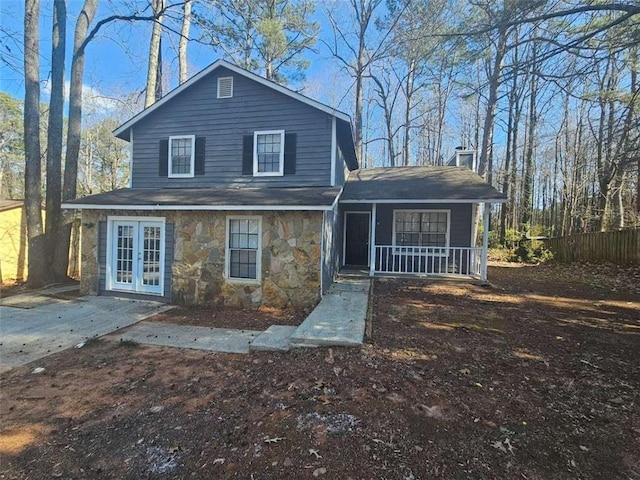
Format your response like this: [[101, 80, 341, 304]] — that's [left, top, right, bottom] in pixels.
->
[[339, 267, 483, 283]]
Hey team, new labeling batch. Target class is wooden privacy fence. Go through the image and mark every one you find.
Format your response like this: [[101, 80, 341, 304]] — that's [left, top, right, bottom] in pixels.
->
[[544, 229, 639, 264]]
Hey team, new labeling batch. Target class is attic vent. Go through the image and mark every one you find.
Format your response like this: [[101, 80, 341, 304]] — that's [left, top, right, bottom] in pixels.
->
[[217, 76, 233, 98]]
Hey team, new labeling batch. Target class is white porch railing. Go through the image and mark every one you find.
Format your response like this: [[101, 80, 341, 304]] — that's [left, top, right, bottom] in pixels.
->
[[372, 246, 483, 278]]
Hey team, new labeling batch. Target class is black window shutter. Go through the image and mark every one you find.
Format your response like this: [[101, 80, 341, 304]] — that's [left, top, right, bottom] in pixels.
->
[[195, 136, 205, 175], [242, 135, 253, 175], [284, 133, 296, 175], [159, 139, 169, 176]]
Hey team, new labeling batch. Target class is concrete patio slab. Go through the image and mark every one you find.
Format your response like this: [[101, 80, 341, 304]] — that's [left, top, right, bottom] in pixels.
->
[[0, 296, 171, 373], [115, 321, 262, 354], [290, 278, 370, 347], [0, 284, 81, 309], [249, 325, 298, 352]]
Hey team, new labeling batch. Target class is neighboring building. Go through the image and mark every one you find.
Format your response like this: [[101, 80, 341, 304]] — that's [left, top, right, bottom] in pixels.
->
[[0, 200, 31, 284], [63, 59, 505, 308]]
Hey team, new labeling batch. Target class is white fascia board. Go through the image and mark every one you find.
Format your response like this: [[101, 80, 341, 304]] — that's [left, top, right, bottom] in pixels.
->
[[339, 198, 508, 204], [61, 203, 334, 211], [114, 59, 351, 138], [330, 117, 337, 187]]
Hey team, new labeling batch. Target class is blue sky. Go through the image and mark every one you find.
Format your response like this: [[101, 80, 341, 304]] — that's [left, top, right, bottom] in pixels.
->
[[0, 0, 352, 115]]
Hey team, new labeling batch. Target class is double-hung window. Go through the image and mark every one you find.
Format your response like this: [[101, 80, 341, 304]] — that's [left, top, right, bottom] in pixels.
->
[[227, 217, 261, 281], [394, 210, 449, 254], [168, 135, 195, 178], [253, 130, 284, 176]]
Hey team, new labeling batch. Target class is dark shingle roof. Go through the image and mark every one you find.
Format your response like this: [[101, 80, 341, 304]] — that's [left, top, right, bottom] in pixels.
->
[[62, 186, 341, 210], [341, 166, 506, 202]]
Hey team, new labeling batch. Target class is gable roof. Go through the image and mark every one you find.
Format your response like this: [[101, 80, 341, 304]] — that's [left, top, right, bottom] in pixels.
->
[[340, 166, 507, 203], [114, 59, 352, 139]]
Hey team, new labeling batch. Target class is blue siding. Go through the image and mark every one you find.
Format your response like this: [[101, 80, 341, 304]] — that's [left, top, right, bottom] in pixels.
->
[[132, 67, 335, 188], [375, 203, 473, 247], [337, 203, 474, 267]]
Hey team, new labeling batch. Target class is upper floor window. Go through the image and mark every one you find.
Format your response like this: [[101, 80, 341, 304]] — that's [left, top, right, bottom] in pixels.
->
[[253, 130, 285, 176], [168, 135, 195, 178], [217, 76, 233, 98]]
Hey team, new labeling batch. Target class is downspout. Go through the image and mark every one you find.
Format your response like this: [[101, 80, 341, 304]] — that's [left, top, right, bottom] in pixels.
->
[[320, 210, 325, 296], [369, 203, 377, 277], [481, 202, 490, 283], [128, 128, 133, 188]]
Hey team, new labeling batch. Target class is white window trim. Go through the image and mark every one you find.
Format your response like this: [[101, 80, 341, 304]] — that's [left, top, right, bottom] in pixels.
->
[[392, 209, 451, 256], [105, 215, 166, 296], [217, 76, 233, 98], [253, 130, 285, 177], [225, 215, 262, 284], [168, 135, 195, 178]]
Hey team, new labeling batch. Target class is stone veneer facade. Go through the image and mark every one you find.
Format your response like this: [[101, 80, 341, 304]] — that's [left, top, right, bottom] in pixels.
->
[[80, 209, 323, 308]]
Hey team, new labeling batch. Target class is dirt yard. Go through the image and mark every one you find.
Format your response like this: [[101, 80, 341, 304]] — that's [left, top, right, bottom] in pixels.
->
[[1, 262, 639, 479]]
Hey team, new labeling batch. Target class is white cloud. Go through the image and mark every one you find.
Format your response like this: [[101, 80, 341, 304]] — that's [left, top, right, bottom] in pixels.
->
[[42, 79, 121, 114]]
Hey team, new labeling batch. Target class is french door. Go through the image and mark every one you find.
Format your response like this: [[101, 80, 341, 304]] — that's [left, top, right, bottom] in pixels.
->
[[108, 219, 165, 295]]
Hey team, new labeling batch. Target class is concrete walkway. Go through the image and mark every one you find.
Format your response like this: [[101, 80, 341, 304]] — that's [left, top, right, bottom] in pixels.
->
[[119, 277, 370, 353], [115, 321, 262, 354], [0, 292, 171, 373], [0, 277, 371, 372], [290, 277, 370, 347]]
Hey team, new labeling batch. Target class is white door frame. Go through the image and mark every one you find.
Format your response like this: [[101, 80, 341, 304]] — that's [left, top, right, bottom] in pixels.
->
[[342, 211, 371, 267], [105, 216, 166, 295]]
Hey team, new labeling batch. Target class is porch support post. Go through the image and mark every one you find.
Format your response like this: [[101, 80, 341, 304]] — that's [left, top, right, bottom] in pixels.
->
[[481, 202, 490, 283], [369, 203, 377, 277]]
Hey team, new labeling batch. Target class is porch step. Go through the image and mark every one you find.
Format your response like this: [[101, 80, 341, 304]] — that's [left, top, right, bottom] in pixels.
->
[[249, 325, 298, 352], [290, 278, 370, 348]]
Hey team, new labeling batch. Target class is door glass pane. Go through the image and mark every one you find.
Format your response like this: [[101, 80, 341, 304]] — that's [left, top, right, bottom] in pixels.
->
[[141, 226, 161, 286], [116, 225, 134, 284]]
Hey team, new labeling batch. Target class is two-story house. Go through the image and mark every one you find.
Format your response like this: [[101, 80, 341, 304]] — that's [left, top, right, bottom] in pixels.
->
[[63, 59, 505, 308]]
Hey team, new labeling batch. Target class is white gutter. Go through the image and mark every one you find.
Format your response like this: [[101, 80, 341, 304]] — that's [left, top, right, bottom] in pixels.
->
[[339, 198, 507, 204], [61, 203, 335, 211]]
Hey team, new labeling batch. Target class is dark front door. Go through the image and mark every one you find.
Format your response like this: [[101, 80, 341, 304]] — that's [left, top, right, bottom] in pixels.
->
[[344, 212, 370, 266]]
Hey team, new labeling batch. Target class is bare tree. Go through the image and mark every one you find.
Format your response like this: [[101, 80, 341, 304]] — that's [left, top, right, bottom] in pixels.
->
[[178, 0, 192, 84], [324, 0, 385, 164], [53, 0, 99, 278], [45, 0, 66, 278], [145, 0, 165, 107], [23, 0, 49, 286]]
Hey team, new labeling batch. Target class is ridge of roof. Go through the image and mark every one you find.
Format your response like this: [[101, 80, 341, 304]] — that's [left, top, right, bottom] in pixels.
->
[[114, 59, 351, 139]]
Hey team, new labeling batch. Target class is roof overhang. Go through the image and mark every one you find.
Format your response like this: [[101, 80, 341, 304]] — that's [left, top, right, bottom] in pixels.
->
[[61, 203, 335, 211], [114, 59, 352, 140], [61, 186, 342, 212], [340, 198, 507, 204]]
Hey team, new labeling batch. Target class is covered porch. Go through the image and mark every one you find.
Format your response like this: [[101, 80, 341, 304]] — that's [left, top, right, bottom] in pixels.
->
[[338, 167, 507, 282]]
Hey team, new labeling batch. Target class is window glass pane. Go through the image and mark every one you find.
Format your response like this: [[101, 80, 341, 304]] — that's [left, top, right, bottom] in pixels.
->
[[228, 219, 260, 279], [256, 133, 282, 173], [396, 211, 447, 247], [171, 137, 192, 174]]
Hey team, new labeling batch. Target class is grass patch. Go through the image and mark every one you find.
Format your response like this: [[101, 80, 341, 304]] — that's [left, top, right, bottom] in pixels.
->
[[83, 337, 102, 348], [118, 339, 140, 348]]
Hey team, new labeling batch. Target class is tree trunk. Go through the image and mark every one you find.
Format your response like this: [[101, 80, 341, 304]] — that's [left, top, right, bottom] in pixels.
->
[[145, 0, 164, 107], [24, 0, 50, 286], [477, 28, 507, 180], [521, 44, 538, 229], [45, 0, 66, 280], [178, 0, 191, 85], [53, 0, 98, 279], [403, 58, 415, 166]]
